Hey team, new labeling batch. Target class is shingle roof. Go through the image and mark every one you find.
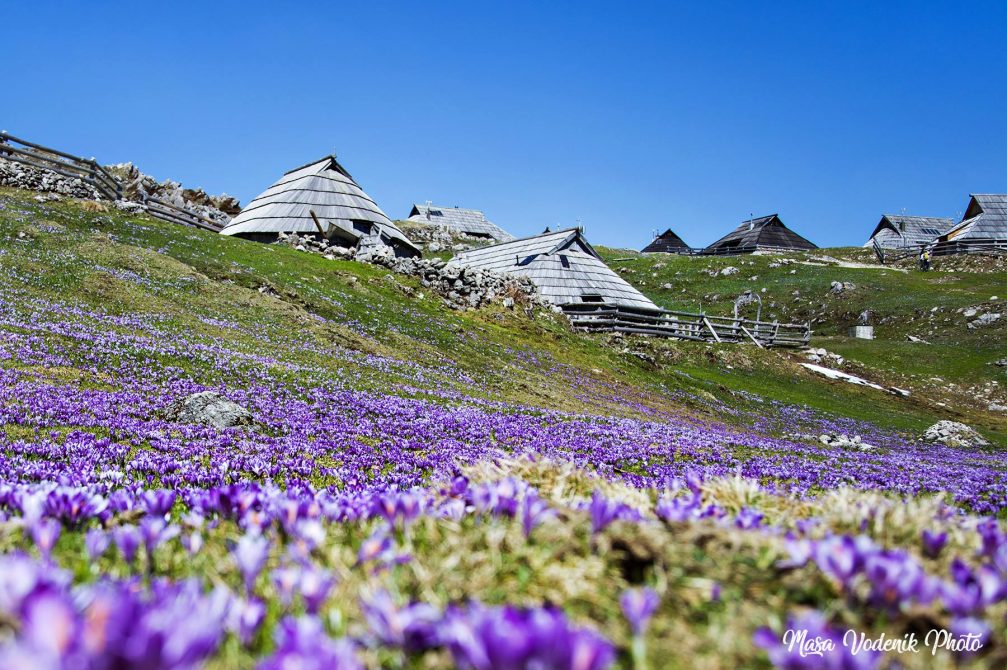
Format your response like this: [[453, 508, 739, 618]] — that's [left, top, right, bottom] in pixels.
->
[[451, 228, 658, 310], [220, 156, 419, 256], [703, 214, 817, 252], [641, 228, 691, 253], [939, 194, 1007, 242], [407, 204, 514, 241], [865, 215, 954, 249]]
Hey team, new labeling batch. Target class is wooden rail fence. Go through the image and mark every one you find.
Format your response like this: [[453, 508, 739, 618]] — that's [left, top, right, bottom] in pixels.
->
[[872, 237, 1007, 264], [561, 303, 811, 348], [0, 131, 223, 232]]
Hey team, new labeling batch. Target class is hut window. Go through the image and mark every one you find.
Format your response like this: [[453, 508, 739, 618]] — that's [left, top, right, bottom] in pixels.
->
[[560, 254, 570, 268], [581, 295, 604, 303], [429, 210, 444, 217], [352, 221, 372, 234], [920, 227, 941, 235]]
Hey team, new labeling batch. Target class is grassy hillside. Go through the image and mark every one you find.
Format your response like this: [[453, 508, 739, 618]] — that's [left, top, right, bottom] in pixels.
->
[[597, 246, 1007, 442], [0, 189, 1006, 669]]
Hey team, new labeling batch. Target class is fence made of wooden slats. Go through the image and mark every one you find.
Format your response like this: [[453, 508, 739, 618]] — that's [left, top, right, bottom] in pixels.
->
[[0, 131, 223, 233], [561, 303, 811, 348]]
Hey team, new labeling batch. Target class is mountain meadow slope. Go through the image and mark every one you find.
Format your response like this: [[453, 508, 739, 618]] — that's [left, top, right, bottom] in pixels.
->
[[0, 187, 1006, 669]]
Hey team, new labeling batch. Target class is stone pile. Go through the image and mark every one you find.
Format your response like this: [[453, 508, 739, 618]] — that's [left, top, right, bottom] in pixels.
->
[[276, 232, 546, 311], [818, 433, 875, 451], [919, 420, 990, 448], [0, 156, 101, 199], [804, 347, 845, 366], [106, 163, 239, 227], [398, 224, 488, 253], [0, 155, 239, 226]]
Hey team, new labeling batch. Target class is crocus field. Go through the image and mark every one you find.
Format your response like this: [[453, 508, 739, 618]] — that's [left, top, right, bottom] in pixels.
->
[[0, 192, 1006, 668]]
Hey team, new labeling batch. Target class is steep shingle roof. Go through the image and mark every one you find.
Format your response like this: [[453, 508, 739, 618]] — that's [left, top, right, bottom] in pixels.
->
[[641, 228, 691, 253], [407, 204, 514, 241], [220, 156, 419, 256], [451, 229, 658, 310], [703, 214, 817, 253], [939, 194, 1007, 242], [865, 215, 954, 249]]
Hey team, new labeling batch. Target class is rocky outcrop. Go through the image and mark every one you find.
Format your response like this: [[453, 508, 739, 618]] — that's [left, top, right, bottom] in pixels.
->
[[162, 391, 253, 428], [106, 163, 237, 226], [276, 232, 545, 311], [919, 421, 990, 449]]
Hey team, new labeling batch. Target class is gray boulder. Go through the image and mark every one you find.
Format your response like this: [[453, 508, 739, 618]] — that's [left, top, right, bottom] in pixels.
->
[[919, 420, 990, 448], [163, 391, 253, 428], [967, 313, 1001, 329]]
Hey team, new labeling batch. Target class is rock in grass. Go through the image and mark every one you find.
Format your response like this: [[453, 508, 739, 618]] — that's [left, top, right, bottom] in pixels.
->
[[919, 420, 990, 449], [163, 391, 253, 428]]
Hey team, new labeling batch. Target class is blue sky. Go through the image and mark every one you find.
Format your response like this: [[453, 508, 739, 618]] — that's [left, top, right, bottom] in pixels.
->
[[3, 1, 1005, 248]]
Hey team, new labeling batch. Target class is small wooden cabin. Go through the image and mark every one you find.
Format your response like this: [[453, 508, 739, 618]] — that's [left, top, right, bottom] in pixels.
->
[[451, 228, 658, 310], [933, 194, 1007, 255], [406, 204, 514, 242], [641, 228, 691, 253], [702, 214, 816, 255], [220, 155, 420, 258], [864, 215, 953, 250]]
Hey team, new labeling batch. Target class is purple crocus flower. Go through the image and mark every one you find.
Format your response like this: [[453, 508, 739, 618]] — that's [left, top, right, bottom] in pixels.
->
[[359, 590, 442, 653], [228, 597, 267, 645], [620, 587, 660, 636], [232, 533, 270, 594], [442, 601, 615, 670], [140, 517, 180, 559], [140, 489, 177, 519], [19, 587, 79, 658], [113, 525, 141, 564], [734, 507, 764, 530], [258, 616, 363, 670], [84, 527, 110, 560], [921, 529, 947, 559], [30, 517, 61, 560], [272, 565, 301, 607], [521, 490, 552, 538], [298, 565, 336, 615], [588, 491, 636, 535]]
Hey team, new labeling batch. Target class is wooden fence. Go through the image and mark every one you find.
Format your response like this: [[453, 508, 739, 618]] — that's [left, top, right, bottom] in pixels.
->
[[642, 244, 808, 257], [0, 130, 121, 201], [562, 303, 811, 348], [872, 237, 1007, 263], [931, 240, 1007, 257], [0, 131, 223, 232]]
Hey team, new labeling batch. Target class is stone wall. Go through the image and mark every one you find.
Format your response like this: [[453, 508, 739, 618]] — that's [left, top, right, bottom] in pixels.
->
[[277, 232, 547, 311]]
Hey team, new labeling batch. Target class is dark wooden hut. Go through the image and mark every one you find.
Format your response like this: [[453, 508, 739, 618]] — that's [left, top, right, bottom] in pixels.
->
[[702, 214, 816, 255], [641, 228, 691, 253]]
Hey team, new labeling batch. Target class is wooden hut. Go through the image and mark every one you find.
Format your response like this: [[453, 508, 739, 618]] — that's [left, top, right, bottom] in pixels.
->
[[932, 194, 1007, 256], [451, 228, 658, 310], [220, 155, 420, 258], [864, 215, 953, 250], [702, 214, 816, 255], [407, 204, 514, 242], [641, 228, 691, 253]]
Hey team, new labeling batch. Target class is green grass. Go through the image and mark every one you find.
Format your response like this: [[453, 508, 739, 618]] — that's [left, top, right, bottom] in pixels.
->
[[2, 188, 1004, 446]]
